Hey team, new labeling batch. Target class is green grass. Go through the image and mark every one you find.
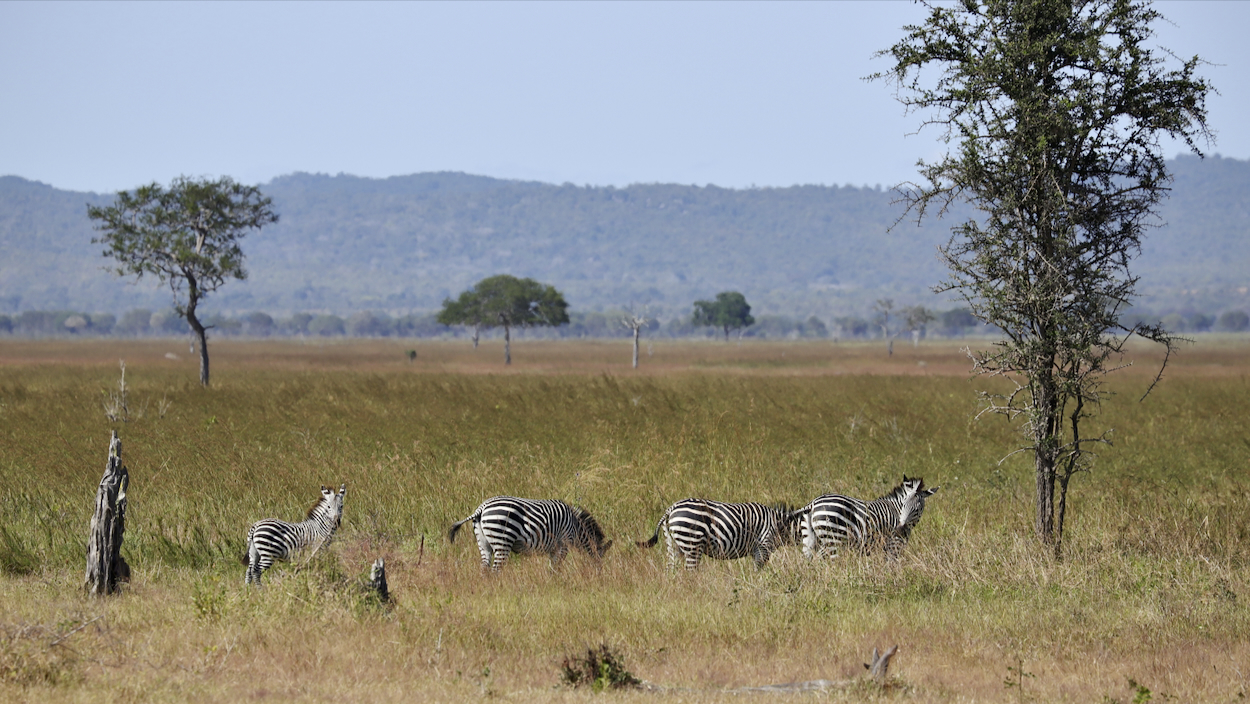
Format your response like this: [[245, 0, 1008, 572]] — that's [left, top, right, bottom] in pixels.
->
[[0, 339, 1247, 702]]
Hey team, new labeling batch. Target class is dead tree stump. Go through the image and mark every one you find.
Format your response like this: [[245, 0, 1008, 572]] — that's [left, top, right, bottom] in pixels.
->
[[369, 558, 389, 603], [84, 431, 130, 596], [865, 645, 899, 682]]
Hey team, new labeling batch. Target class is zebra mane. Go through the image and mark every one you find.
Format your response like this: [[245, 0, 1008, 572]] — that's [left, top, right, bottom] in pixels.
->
[[306, 487, 334, 521]]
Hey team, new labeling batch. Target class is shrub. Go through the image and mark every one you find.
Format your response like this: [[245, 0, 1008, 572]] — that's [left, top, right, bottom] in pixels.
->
[[560, 644, 640, 691]]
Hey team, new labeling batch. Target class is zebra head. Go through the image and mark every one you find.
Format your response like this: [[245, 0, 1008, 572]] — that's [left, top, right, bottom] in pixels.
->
[[893, 475, 938, 546], [575, 507, 613, 559], [308, 483, 347, 530]]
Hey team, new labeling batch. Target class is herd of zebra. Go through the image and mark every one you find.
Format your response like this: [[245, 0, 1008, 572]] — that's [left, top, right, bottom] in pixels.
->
[[242, 476, 938, 584]]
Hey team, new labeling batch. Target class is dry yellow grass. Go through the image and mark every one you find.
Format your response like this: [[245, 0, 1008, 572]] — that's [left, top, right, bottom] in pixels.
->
[[0, 337, 1247, 702]]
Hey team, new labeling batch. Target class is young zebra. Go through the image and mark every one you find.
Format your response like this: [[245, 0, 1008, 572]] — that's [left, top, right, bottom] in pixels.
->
[[636, 499, 800, 570], [244, 483, 346, 586], [447, 496, 613, 571], [793, 475, 938, 561]]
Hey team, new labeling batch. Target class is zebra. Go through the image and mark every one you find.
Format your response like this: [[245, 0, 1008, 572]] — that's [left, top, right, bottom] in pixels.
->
[[793, 475, 938, 561], [447, 496, 613, 571], [244, 483, 346, 586], [636, 499, 801, 570]]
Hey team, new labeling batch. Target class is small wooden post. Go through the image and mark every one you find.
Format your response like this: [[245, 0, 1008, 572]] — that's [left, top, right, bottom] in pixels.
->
[[369, 558, 389, 603], [84, 431, 130, 596]]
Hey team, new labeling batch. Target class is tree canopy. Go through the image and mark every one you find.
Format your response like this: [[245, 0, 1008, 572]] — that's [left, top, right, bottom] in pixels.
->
[[874, 0, 1213, 554], [87, 176, 279, 385], [693, 291, 755, 341], [437, 274, 569, 364]]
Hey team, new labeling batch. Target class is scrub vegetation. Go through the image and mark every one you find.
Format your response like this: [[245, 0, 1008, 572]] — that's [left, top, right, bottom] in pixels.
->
[[0, 338, 1246, 702]]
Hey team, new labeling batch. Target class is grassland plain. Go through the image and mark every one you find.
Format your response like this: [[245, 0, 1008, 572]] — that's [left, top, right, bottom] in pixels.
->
[[0, 338, 1247, 703]]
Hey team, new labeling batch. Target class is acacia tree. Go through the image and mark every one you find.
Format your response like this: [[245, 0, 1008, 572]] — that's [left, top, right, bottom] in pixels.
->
[[88, 176, 278, 386], [692, 291, 755, 341], [874, 0, 1212, 555], [438, 275, 569, 364], [437, 288, 486, 349]]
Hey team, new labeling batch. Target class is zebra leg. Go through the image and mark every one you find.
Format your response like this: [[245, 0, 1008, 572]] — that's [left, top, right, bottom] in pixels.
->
[[549, 544, 568, 570], [684, 547, 702, 571], [752, 545, 772, 569], [664, 527, 680, 571], [491, 547, 510, 572], [801, 517, 818, 559], [473, 522, 493, 569]]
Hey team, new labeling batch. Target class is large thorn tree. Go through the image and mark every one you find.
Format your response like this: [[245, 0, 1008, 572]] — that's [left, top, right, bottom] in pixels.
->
[[874, 0, 1212, 555], [88, 176, 279, 386], [438, 275, 569, 365]]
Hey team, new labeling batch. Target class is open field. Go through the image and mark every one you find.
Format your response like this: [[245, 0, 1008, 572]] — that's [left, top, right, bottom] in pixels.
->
[[1, 338, 1248, 702]]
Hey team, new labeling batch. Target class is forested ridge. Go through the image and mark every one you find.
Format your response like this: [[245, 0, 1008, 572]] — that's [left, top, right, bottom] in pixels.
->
[[1, 154, 1246, 319]]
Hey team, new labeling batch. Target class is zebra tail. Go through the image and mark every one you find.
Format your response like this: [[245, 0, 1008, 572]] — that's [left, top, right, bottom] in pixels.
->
[[635, 513, 665, 549], [448, 515, 473, 544]]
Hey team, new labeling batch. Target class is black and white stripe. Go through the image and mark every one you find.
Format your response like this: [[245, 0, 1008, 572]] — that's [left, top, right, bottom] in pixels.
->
[[637, 499, 799, 570], [448, 496, 612, 571], [244, 484, 346, 585], [793, 476, 938, 561]]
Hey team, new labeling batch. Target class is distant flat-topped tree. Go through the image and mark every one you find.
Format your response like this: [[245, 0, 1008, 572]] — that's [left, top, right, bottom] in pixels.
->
[[693, 291, 755, 341], [438, 274, 570, 364], [88, 176, 278, 386]]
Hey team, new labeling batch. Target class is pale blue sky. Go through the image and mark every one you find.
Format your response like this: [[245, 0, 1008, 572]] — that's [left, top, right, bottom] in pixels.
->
[[1, 1, 1243, 194]]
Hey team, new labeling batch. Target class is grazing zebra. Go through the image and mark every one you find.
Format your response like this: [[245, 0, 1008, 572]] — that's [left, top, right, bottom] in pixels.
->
[[244, 484, 346, 586], [447, 497, 613, 571], [636, 499, 800, 570], [793, 476, 938, 561]]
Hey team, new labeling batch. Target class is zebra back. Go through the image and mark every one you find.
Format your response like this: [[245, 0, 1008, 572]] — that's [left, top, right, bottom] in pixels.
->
[[449, 496, 612, 570], [796, 475, 937, 559], [645, 498, 797, 569]]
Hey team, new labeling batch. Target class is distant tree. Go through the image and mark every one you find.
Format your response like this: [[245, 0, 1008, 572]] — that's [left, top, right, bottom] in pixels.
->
[[308, 314, 345, 336], [692, 291, 755, 341], [1187, 313, 1214, 333], [903, 305, 935, 347], [286, 313, 314, 335], [872, 298, 895, 354], [87, 176, 278, 386], [875, 0, 1213, 554], [115, 309, 152, 336], [89, 313, 116, 335], [803, 316, 829, 339], [1217, 310, 1249, 332], [939, 308, 978, 337], [242, 312, 275, 337], [620, 306, 653, 368], [437, 288, 487, 348], [0, 315, 11, 334], [438, 275, 570, 364]]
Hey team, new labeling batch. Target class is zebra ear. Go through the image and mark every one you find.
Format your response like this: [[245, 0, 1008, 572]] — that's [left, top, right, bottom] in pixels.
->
[[925, 486, 940, 496], [338, 483, 346, 495]]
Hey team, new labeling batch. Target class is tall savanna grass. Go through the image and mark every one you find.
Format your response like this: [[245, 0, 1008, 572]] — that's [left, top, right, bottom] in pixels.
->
[[0, 338, 1247, 702]]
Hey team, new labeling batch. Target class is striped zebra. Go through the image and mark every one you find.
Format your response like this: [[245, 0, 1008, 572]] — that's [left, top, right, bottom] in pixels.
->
[[244, 484, 346, 586], [447, 496, 613, 571], [793, 476, 938, 561], [636, 499, 800, 570]]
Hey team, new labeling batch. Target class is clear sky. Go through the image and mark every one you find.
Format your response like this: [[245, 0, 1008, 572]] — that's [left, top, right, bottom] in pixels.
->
[[1, 1, 1244, 194]]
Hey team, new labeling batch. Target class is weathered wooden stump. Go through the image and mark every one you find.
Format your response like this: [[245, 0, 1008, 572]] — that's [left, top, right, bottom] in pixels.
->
[[84, 431, 130, 596], [369, 558, 389, 603], [865, 645, 899, 682]]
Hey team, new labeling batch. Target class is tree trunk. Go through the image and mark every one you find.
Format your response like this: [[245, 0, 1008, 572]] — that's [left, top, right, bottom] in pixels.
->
[[472, 324, 480, 349], [1033, 374, 1060, 547], [723, 325, 730, 341], [85, 431, 130, 596], [184, 280, 210, 386], [632, 327, 640, 369], [504, 323, 511, 365]]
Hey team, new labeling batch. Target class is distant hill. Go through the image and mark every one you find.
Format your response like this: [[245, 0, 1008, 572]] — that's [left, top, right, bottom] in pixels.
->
[[1, 155, 1247, 319]]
